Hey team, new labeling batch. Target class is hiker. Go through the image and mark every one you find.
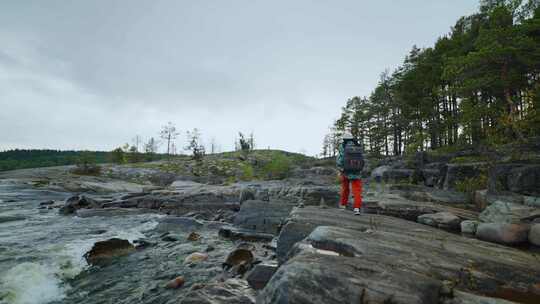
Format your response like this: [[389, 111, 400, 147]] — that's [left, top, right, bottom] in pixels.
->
[[336, 132, 365, 215]]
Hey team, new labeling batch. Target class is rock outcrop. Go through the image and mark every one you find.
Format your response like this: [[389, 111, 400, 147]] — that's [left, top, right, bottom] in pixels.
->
[[84, 238, 135, 265], [265, 207, 540, 303], [233, 200, 293, 234]]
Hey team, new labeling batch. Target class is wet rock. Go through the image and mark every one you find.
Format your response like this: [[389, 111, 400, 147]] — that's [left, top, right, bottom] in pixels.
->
[[233, 200, 293, 234], [180, 279, 255, 304], [224, 247, 254, 273], [478, 201, 537, 223], [162, 235, 179, 242], [187, 232, 201, 241], [218, 226, 274, 242], [0, 215, 26, 223], [39, 200, 55, 206], [184, 252, 208, 264], [133, 239, 156, 249], [205, 245, 215, 252], [266, 207, 540, 303], [460, 220, 479, 235], [59, 195, 100, 215], [529, 224, 540, 246], [417, 212, 461, 230], [165, 276, 185, 289], [246, 262, 277, 290], [84, 238, 135, 265], [476, 223, 530, 245], [75, 208, 149, 218], [155, 217, 204, 233]]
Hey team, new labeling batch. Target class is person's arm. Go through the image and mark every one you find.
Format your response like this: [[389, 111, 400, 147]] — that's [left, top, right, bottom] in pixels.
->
[[336, 145, 344, 171]]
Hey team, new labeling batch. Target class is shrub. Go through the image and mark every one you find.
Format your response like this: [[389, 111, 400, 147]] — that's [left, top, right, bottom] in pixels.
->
[[455, 173, 488, 194], [239, 163, 255, 181], [262, 154, 292, 180], [72, 152, 101, 175]]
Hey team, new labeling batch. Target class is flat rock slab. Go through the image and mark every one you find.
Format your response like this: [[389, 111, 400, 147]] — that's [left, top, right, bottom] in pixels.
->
[[218, 226, 274, 242], [155, 217, 204, 233], [267, 207, 540, 304], [233, 200, 294, 234], [347, 192, 477, 224], [75, 208, 153, 218]]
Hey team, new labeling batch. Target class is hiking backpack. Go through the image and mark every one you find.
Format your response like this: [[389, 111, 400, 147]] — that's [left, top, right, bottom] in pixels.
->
[[343, 144, 364, 173]]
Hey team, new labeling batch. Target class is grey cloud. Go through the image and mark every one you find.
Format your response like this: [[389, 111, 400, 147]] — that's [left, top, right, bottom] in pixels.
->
[[0, 0, 478, 155]]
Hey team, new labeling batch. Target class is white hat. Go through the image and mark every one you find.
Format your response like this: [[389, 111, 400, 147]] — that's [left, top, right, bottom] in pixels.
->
[[342, 132, 353, 140]]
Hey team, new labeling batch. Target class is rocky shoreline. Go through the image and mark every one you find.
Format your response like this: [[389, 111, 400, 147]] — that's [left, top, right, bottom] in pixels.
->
[[1, 147, 540, 303]]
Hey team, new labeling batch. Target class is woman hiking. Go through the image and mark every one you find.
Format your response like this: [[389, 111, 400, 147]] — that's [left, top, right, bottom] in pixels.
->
[[336, 132, 365, 215]]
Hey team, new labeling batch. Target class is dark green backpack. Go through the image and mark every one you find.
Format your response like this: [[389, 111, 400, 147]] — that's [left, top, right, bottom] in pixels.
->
[[343, 144, 364, 173]]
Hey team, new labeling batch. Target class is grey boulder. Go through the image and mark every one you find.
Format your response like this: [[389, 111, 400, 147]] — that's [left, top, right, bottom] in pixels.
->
[[476, 223, 530, 245], [417, 212, 461, 230]]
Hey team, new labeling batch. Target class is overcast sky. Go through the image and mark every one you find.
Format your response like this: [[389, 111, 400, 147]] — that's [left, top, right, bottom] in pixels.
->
[[0, 1, 479, 156]]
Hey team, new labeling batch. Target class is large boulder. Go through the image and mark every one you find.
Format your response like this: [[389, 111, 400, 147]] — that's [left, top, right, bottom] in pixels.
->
[[529, 224, 540, 246], [59, 195, 100, 215], [460, 220, 479, 235], [265, 207, 540, 303], [370, 165, 391, 181], [478, 200, 538, 223], [246, 262, 278, 290], [507, 165, 540, 196], [84, 238, 135, 265], [417, 212, 461, 231], [476, 223, 530, 245], [233, 200, 293, 234], [488, 163, 540, 196]]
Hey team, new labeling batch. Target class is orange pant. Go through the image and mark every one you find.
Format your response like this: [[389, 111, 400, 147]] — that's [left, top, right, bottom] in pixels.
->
[[340, 175, 362, 209]]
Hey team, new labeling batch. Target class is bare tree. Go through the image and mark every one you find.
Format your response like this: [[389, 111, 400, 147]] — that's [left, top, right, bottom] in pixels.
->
[[248, 132, 255, 150], [160, 122, 180, 155], [132, 135, 142, 152], [209, 137, 219, 154], [144, 137, 159, 154], [185, 128, 205, 160]]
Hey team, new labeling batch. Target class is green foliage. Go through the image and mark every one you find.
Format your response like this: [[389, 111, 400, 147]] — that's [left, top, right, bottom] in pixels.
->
[[329, 1, 540, 155], [110, 148, 125, 164], [261, 153, 292, 180], [72, 152, 101, 175], [455, 173, 488, 194], [239, 163, 255, 181]]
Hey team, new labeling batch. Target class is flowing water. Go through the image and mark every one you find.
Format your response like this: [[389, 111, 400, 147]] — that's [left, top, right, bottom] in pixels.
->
[[0, 180, 231, 304]]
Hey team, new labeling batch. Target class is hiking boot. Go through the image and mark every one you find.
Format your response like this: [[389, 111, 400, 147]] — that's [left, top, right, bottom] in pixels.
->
[[354, 208, 361, 215], [338, 204, 346, 211]]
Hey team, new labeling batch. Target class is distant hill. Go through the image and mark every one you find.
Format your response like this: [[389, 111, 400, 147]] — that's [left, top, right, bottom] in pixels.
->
[[0, 149, 113, 172]]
